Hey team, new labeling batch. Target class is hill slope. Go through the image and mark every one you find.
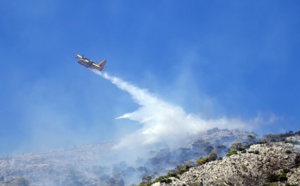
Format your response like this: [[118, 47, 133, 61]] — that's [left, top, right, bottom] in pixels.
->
[[150, 135, 300, 186], [0, 128, 256, 186]]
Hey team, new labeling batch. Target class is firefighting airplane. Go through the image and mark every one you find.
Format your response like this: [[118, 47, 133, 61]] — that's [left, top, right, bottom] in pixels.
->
[[75, 54, 107, 71]]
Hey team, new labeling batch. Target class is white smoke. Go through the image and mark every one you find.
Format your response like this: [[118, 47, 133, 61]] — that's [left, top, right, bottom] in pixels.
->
[[92, 70, 252, 150]]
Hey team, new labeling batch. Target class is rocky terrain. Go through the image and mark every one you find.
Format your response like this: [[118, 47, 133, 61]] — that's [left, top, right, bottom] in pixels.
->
[[147, 134, 300, 186], [0, 128, 257, 186], [0, 142, 118, 186]]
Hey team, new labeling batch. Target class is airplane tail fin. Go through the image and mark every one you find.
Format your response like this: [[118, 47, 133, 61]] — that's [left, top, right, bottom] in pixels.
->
[[98, 60, 107, 71]]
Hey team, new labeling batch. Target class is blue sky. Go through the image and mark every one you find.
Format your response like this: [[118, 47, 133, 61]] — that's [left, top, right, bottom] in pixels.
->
[[1, 0, 300, 155]]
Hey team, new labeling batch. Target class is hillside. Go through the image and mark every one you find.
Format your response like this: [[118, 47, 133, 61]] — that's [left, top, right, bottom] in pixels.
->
[[146, 134, 300, 186], [0, 128, 256, 186]]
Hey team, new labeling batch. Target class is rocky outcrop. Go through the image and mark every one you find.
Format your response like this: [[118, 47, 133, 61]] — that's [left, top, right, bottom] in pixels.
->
[[152, 136, 300, 186]]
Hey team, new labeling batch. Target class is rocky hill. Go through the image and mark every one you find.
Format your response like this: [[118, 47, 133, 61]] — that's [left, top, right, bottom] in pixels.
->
[[146, 134, 300, 186], [0, 128, 257, 186]]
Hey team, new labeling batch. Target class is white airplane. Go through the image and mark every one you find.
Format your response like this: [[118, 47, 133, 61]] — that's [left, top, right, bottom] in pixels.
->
[[75, 54, 107, 71]]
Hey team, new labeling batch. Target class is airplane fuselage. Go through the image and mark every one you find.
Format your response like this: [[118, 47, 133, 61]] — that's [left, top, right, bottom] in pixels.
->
[[77, 59, 93, 68], [75, 54, 106, 71]]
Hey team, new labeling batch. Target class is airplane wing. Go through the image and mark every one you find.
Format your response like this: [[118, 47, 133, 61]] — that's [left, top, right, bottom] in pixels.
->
[[76, 54, 91, 63], [75, 54, 83, 59]]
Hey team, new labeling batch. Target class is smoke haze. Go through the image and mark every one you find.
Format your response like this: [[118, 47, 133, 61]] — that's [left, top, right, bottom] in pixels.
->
[[92, 70, 253, 150], [0, 69, 278, 186]]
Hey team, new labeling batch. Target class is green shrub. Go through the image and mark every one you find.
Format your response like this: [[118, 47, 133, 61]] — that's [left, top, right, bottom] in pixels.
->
[[208, 151, 218, 161], [160, 178, 172, 184], [262, 183, 274, 186], [227, 150, 237, 156], [295, 155, 300, 167], [174, 164, 189, 175], [278, 173, 288, 182], [138, 183, 152, 186], [266, 173, 288, 183], [285, 183, 298, 186], [259, 139, 269, 144], [247, 150, 259, 154], [262, 184, 275, 186], [285, 150, 292, 154], [166, 171, 178, 178], [266, 173, 279, 182], [185, 160, 196, 168], [230, 142, 244, 151], [197, 151, 219, 165], [154, 178, 160, 182], [192, 181, 200, 186], [197, 157, 209, 165], [241, 164, 248, 171]]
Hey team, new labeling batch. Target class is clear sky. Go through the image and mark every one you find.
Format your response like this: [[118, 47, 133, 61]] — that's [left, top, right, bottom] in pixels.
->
[[1, 0, 300, 155]]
